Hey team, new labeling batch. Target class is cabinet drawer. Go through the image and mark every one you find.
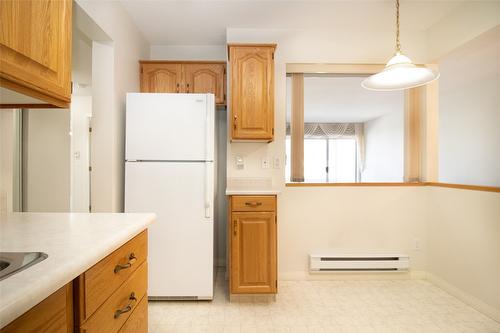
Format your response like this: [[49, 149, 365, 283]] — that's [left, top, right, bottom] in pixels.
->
[[79, 230, 147, 321], [231, 196, 276, 212], [118, 295, 148, 333], [79, 262, 148, 333]]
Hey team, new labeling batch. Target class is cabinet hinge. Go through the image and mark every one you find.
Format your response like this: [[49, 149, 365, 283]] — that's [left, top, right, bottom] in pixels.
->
[[89, 127, 92, 133], [275, 280, 278, 287], [272, 53, 274, 60], [89, 166, 92, 172], [89, 205, 92, 212], [224, 67, 226, 75], [275, 215, 277, 223], [272, 128, 274, 135]]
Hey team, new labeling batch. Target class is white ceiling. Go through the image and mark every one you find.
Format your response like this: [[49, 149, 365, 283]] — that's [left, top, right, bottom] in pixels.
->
[[286, 75, 403, 123], [120, 0, 464, 45]]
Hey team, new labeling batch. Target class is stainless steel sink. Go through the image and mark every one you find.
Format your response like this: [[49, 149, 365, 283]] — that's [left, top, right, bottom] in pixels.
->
[[0, 252, 48, 281]]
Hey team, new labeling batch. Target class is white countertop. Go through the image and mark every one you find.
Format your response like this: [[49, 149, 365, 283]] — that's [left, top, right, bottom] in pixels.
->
[[225, 189, 280, 195], [225, 177, 280, 195], [0, 212, 155, 328]]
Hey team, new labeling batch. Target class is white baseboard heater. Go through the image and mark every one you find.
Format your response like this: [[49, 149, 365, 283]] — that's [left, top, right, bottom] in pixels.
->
[[310, 253, 410, 272]]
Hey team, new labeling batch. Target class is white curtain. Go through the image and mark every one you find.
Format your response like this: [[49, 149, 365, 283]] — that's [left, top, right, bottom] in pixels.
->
[[286, 122, 366, 177]]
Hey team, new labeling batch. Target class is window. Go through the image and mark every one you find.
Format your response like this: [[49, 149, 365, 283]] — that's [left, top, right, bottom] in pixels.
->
[[286, 72, 404, 183], [286, 137, 356, 182]]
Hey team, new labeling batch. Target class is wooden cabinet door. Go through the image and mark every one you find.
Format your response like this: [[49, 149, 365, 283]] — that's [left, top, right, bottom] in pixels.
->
[[0, 283, 73, 333], [140, 63, 182, 93], [183, 63, 226, 105], [229, 45, 275, 141], [0, 0, 72, 107], [230, 211, 277, 294]]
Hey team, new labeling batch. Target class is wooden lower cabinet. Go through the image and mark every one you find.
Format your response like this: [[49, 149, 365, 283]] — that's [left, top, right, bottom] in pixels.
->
[[0, 230, 148, 333], [0, 284, 73, 333], [229, 196, 277, 294], [75, 230, 148, 333]]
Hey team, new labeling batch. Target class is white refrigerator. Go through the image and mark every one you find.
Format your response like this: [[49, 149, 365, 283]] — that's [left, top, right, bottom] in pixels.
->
[[125, 93, 215, 300]]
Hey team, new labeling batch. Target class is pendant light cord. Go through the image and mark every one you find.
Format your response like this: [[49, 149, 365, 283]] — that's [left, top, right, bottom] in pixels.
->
[[395, 0, 401, 54]]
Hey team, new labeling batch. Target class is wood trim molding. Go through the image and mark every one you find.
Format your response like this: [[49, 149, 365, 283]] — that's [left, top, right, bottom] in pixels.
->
[[0, 104, 56, 109], [0, 78, 69, 108], [139, 60, 226, 65], [290, 73, 304, 182], [286, 182, 426, 187], [424, 182, 500, 193], [285, 182, 500, 193]]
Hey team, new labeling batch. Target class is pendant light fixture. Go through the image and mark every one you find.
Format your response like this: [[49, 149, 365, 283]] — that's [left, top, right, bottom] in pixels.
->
[[362, 0, 439, 91]]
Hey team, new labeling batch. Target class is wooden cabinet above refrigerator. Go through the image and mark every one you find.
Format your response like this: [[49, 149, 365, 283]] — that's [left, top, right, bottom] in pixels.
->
[[139, 61, 226, 106]]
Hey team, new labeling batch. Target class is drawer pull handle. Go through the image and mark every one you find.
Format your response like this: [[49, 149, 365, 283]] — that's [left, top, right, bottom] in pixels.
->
[[114, 292, 137, 319], [114, 253, 137, 273], [245, 202, 262, 207]]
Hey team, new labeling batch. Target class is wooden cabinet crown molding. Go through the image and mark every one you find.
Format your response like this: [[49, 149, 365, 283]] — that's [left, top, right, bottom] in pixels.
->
[[0, 0, 72, 108]]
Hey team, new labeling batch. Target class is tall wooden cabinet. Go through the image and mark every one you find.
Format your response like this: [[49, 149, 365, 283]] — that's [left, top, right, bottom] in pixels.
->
[[140, 61, 226, 105], [228, 44, 276, 142], [229, 195, 277, 294], [0, 0, 72, 108]]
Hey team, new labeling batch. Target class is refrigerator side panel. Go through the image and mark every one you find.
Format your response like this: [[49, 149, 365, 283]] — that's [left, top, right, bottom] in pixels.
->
[[126, 93, 212, 161], [125, 161, 214, 299]]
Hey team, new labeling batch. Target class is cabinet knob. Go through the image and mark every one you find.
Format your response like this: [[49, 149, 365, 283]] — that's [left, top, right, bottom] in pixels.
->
[[233, 220, 238, 236], [233, 115, 237, 130], [186, 83, 190, 93], [176, 83, 180, 93]]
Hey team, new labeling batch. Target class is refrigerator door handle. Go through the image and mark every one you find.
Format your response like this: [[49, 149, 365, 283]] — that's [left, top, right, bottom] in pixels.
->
[[204, 162, 213, 219]]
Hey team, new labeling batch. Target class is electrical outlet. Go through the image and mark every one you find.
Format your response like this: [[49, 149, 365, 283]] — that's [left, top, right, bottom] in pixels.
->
[[414, 238, 420, 251], [273, 156, 280, 169], [261, 157, 270, 169]]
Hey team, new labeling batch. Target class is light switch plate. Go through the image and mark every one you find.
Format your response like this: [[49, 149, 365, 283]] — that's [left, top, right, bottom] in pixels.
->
[[261, 157, 270, 169], [235, 156, 244, 169]]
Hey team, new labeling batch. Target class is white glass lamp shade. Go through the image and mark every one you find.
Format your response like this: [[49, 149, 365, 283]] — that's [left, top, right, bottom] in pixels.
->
[[362, 53, 439, 91]]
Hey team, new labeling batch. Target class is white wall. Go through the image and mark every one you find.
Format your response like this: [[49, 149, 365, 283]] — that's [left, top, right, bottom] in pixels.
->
[[150, 45, 226, 60], [439, 25, 500, 187], [427, 187, 500, 322], [362, 110, 404, 182], [0, 110, 15, 214], [23, 109, 71, 212], [224, 27, 431, 281], [226, 27, 429, 188], [279, 186, 428, 279], [76, 0, 150, 212]]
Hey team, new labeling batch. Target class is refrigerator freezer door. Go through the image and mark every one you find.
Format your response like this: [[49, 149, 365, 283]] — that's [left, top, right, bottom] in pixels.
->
[[125, 161, 214, 299], [126, 93, 215, 161]]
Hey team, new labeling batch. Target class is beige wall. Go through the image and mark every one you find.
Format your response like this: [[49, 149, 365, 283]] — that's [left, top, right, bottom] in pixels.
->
[[438, 25, 500, 187], [24, 109, 71, 212], [76, 0, 150, 212], [0, 110, 15, 214], [427, 187, 500, 322], [279, 186, 428, 279]]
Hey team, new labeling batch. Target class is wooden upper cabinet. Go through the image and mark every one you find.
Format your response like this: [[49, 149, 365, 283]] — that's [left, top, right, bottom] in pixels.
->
[[139, 61, 226, 105], [0, 0, 72, 108], [183, 63, 225, 105], [140, 63, 182, 93], [228, 44, 276, 142]]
